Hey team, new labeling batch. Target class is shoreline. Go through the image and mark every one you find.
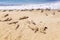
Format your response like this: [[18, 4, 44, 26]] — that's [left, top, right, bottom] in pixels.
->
[[0, 9, 60, 12]]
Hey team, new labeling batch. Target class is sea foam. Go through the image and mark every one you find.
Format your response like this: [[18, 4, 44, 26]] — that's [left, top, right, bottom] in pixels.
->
[[0, 1, 60, 10]]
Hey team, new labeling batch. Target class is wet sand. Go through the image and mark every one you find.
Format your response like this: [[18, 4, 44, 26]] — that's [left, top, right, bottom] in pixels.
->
[[0, 9, 60, 40]]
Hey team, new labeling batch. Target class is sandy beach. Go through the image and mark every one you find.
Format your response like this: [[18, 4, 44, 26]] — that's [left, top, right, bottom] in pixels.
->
[[0, 9, 60, 40]]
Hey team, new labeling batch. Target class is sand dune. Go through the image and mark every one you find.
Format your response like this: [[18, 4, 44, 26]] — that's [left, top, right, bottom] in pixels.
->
[[0, 9, 60, 40]]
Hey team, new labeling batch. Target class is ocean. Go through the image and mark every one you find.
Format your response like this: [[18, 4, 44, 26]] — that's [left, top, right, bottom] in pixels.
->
[[0, 0, 60, 9], [0, 0, 59, 5]]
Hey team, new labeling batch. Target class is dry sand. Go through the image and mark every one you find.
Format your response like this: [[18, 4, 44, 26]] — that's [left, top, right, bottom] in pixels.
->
[[0, 9, 60, 40]]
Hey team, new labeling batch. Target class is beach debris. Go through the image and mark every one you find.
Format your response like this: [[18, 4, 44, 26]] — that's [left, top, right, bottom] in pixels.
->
[[9, 10, 13, 12], [19, 16, 29, 20], [2, 10, 7, 12], [21, 9, 34, 11], [21, 9, 27, 11], [4, 14, 9, 17], [21, 10, 24, 11], [3, 18, 12, 21], [46, 8, 50, 11], [16, 10, 20, 11], [36, 8, 41, 10], [29, 9, 34, 11], [15, 25, 19, 30], [8, 21, 18, 25]]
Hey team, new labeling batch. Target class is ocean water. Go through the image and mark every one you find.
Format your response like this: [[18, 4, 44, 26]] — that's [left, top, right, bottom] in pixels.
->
[[0, 0, 60, 9], [0, 0, 60, 5]]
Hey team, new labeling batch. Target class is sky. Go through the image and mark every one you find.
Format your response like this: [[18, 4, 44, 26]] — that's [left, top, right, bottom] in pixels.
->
[[0, 0, 59, 4]]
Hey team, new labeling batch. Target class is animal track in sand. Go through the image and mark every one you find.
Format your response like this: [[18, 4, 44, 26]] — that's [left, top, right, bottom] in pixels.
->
[[15, 24, 20, 30], [28, 25, 39, 33], [27, 21, 48, 34], [0, 17, 12, 22], [30, 20, 36, 25], [44, 27, 48, 31], [26, 20, 36, 26], [19, 16, 29, 20], [40, 26, 48, 34], [8, 21, 18, 25], [4, 14, 9, 17], [3, 18, 12, 21]]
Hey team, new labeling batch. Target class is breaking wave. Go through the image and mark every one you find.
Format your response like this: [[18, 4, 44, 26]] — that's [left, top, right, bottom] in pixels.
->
[[0, 1, 60, 9]]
